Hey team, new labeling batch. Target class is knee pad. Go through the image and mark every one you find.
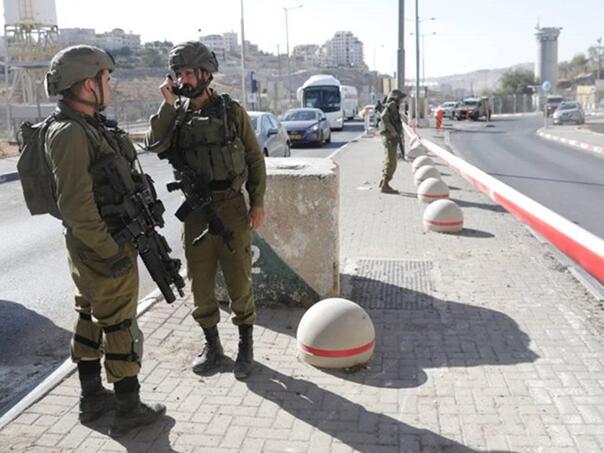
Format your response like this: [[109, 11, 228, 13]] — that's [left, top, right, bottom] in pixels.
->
[[102, 318, 143, 364], [71, 312, 103, 360]]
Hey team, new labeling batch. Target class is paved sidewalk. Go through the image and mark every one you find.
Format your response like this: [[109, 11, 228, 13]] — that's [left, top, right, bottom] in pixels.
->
[[0, 155, 19, 184], [537, 121, 604, 156], [1, 132, 604, 452]]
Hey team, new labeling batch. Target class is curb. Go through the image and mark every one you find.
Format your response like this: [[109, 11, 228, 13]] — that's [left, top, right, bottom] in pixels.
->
[[537, 128, 604, 156], [0, 284, 173, 431], [327, 131, 366, 160]]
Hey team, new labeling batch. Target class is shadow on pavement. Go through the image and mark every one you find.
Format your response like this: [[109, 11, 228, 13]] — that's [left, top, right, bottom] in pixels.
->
[[456, 228, 495, 238], [255, 276, 538, 392], [83, 413, 177, 452], [0, 300, 71, 417], [451, 197, 507, 213], [245, 362, 514, 453]]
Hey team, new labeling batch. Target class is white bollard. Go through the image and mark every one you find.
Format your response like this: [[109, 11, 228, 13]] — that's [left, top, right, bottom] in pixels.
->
[[297, 298, 376, 369], [412, 155, 435, 172], [414, 165, 441, 186], [406, 141, 427, 161], [423, 199, 464, 233], [417, 177, 450, 203]]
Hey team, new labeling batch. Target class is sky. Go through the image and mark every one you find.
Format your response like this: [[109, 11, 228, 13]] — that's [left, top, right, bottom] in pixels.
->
[[1, 0, 602, 78]]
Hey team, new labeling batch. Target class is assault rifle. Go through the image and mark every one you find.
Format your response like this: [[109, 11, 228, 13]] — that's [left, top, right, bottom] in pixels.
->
[[389, 109, 405, 160], [91, 154, 186, 304], [159, 148, 235, 253]]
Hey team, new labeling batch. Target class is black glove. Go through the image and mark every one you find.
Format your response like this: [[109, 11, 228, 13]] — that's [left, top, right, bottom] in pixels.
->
[[108, 254, 133, 278]]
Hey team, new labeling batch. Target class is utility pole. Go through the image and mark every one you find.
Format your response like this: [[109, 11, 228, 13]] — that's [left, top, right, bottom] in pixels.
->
[[397, 0, 405, 90], [598, 37, 602, 80], [276, 44, 282, 112], [283, 5, 303, 107], [415, 0, 420, 124], [240, 0, 247, 109]]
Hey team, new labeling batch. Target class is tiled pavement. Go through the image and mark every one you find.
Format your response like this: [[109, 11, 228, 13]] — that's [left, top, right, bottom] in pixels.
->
[[1, 130, 603, 452]]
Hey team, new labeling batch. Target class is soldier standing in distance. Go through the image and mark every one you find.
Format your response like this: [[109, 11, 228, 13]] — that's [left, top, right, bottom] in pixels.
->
[[43, 46, 165, 437], [146, 41, 266, 380], [378, 89, 407, 194]]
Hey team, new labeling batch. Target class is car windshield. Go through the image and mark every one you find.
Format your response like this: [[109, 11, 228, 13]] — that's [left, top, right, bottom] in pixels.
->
[[558, 103, 577, 110], [443, 102, 457, 107], [547, 97, 564, 104], [303, 86, 341, 113], [249, 116, 258, 129], [283, 111, 317, 121], [464, 100, 479, 107]]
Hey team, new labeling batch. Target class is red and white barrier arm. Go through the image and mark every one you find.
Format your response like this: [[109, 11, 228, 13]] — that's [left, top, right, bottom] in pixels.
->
[[404, 123, 604, 284]]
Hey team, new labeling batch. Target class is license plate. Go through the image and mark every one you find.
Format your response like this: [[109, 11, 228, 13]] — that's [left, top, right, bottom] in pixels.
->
[[290, 133, 302, 140]]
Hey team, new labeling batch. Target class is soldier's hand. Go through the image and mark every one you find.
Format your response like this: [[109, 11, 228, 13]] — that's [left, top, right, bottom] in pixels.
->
[[160, 77, 178, 106], [249, 206, 264, 230], [108, 254, 133, 278]]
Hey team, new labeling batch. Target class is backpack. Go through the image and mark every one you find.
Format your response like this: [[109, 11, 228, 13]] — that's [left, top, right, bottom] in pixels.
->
[[17, 115, 63, 220]]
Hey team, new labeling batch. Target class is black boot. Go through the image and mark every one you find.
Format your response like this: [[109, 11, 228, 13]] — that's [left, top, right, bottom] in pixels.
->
[[78, 360, 115, 423], [109, 376, 166, 438], [192, 325, 225, 374], [233, 324, 254, 380]]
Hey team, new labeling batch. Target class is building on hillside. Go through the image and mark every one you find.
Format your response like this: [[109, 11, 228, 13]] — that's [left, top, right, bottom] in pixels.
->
[[59, 28, 96, 47], [200, 34, 226, 60], [223, 32, 239, 52], [322, 31, 364, 68], [576, 80, 604, 111], [293, 44, 321, 65], [96, 28, 141, 51]]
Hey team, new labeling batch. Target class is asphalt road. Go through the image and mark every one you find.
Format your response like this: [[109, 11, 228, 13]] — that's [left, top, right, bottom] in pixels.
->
[[0, 120, 363, 416], [448, 115, 604, 239]]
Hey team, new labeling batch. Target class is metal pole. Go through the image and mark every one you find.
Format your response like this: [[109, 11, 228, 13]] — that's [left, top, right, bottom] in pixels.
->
[[415, 0, 420, 124], [397, 0, 405, 90], [421, 35, 425, 88], [240, 0, 247, 109], [4, 25, 12, 138], [276, 44, 281, 112], [284, 8, 292, 106], [598, 37, 602, 80]]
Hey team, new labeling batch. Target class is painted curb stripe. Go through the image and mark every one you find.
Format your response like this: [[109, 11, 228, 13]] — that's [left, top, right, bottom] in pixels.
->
[[537, 129, 604, 156], [404, 123, 604, 284], [425, 219, 463, 227], [298, 339, 375, 357]]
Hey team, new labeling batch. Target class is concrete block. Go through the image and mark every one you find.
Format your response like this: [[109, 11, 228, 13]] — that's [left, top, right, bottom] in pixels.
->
[[253, 158, 339, 306], [412, 155, 435, 172]]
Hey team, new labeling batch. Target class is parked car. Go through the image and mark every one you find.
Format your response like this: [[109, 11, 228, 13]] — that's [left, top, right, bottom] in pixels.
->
[[552, 101, 585, 125], [280, 108, 332, 146], [453, 97, 489, 121], [545, 95, 564, 117], [437, 101, 461, 119], [248, 111, 291, 157]]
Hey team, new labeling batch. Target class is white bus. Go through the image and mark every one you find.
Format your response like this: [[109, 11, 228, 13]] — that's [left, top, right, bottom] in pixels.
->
[[297, 74, 344, 130], [340, 85, 359, 120]]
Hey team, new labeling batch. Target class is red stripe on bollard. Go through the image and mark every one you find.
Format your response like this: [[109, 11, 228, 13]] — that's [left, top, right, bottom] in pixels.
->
[[298, 339, 375, 358]]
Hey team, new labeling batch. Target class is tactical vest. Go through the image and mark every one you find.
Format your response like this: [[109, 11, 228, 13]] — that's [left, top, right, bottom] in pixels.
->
[[173, 95, 246, 183], [379, 101, 402, 136], [47, 106, 139, 228]]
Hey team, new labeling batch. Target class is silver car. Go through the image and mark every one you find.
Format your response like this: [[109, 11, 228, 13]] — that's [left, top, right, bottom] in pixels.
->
[[281, 108, 332, 147], [248, 111, 291, 157], [553, 101, 585, 125]]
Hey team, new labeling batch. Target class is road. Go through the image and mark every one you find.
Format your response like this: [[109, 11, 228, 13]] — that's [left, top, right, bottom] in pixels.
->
[[448, 115, 604, 239], [0, 120, 363, 416]]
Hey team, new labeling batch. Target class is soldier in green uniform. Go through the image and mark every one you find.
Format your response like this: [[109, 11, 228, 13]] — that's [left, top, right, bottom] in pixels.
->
[[146, 41, 266, 380], [44, 45, 165, 437], [378, 89, 407, 194]]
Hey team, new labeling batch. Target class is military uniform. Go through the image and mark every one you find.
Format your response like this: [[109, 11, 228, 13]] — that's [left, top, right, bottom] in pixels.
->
[[147, 90, 266, 328], [380, 100, 403, 182], [42, 44, 165, 437], [46, 101, 143, 383]]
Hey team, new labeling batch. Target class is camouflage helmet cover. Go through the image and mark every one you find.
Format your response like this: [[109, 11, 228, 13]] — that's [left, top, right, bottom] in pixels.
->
[[45, 45, 115, 96], [169, 41, 219, 73], [387, 89, 406, 102]]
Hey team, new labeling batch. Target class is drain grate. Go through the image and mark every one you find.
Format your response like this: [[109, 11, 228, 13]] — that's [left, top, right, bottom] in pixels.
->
[[344, 259, 435, 310]]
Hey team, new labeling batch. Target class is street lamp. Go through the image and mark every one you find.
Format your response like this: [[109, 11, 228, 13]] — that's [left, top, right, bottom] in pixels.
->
[[372, 45, 385, 103], [284, 4, 303, 106], [410, 32, 436, 87], [412, 8, 436, 125], [240, 0, 247, 108]]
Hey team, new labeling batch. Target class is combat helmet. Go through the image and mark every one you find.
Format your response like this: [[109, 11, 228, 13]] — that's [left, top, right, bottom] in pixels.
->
[[169, 41, 219, 73], [45, 45, 115, 111], [387, 89, 406, 103]]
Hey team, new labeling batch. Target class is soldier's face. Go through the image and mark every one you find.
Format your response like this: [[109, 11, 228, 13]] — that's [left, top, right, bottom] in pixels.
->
[[98, 70, 112, 107], [175, 68, 211, 90]]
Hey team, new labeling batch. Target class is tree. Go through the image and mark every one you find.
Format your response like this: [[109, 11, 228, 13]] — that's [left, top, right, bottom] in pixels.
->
[[141, 47, 162, 67], [569, 53, 589, 73], [498, 69, 536, 94]]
